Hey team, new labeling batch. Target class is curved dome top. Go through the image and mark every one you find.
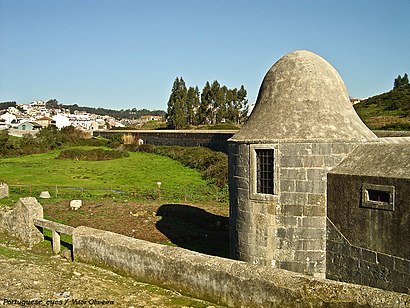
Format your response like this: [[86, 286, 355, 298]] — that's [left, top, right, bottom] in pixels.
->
[[232, 50, 376, 142]]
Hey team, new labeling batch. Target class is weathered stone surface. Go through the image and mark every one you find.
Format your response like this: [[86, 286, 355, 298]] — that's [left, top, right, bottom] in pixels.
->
[[328, 173, 409, 260], [281, 167, 307, 180], [98, 130, 236, 153], [39, 191, 51, 198], [331, 142, 410, 179], [227, 49, 407, 290], [230, 50, 376, 142], [326, 219, 409, 294], [4, 197, 44, 246], [74, 226, 409, 307], [0, 183, 9, 199]]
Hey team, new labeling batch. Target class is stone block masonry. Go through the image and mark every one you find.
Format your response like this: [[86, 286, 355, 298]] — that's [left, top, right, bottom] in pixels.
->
[[73, 226, 409, 307], [275, 141, 359, 276], [229, 140, 359, 278], [327, 219, 409, 294]]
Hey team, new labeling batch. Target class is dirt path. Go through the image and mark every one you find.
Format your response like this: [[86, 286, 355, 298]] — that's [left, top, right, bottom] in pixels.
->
[[0, 234, 222, 308]]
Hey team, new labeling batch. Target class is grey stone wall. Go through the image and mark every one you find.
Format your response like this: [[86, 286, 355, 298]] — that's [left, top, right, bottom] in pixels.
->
[[229, 140, 358, 278], [94, 130, 236, 153], [327, 172, 409, 293], [73, 226, 409, 307], [327, 219, 409, 294], [276, 141, 358, 277], [327, 167, 409, 260]]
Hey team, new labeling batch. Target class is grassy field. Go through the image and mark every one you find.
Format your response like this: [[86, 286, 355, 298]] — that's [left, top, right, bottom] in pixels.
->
[[0, 146, 230, 257], [0, 146, 221, 204]]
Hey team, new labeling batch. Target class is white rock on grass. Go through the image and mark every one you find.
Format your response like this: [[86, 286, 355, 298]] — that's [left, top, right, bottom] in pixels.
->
[[39, 191, 51, 199]]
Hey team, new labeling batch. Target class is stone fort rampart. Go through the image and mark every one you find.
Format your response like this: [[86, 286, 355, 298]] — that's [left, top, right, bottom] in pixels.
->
[[93, 130, 236, 153]]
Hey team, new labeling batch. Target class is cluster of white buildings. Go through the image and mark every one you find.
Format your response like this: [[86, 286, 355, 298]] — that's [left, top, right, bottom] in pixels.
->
[[0, 100, 125, 134]]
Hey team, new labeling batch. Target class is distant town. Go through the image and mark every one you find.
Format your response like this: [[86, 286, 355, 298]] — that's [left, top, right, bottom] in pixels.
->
[[0, 100, 164, 135]]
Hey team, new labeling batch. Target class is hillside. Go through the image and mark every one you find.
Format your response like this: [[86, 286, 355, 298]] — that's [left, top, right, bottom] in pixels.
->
[[354, 84, 410, 130]]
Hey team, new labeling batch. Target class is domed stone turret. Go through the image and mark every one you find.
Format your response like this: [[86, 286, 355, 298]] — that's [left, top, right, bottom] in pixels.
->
[[228, 50, 377, 278], [232, 50, 376, 141]]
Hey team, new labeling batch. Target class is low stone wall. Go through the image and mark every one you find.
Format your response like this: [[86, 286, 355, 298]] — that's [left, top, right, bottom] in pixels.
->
[[373, 130, 410, 138], [0, 198, 408, 306], [73, 226, 409, 307], [93, 130, 237, 153]]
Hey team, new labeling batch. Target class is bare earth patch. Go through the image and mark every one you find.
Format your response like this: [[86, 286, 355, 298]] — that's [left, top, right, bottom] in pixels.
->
[[42, 199, 230, 257]]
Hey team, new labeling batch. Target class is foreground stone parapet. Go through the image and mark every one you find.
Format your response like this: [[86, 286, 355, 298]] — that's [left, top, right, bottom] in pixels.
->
[[73, 226, 409, 307]]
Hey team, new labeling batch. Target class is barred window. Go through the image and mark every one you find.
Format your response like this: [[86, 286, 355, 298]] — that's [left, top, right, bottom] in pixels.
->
[[256, 149, 274, 194]]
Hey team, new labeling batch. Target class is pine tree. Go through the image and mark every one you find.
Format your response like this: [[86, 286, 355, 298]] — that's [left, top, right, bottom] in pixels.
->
[[210, 80, 221, 124], [237, 85, 249, 124], [199, 82, 212, 125], [166, 77, 249, 128], [166, 77, 188, 129], [225, 88, 237, 123], [186, 86, 200, 126], [403, 73, 409, 86], [394, 73, 409, 89]]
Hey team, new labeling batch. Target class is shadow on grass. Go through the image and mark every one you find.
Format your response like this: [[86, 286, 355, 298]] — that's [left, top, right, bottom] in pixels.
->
[[38, 227, 73, 257], [156, 204, 229, 258]]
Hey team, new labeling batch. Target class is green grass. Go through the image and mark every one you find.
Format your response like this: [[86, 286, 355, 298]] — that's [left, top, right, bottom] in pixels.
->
[[0, 146, 220, 204], [354, 84, 410, 130]]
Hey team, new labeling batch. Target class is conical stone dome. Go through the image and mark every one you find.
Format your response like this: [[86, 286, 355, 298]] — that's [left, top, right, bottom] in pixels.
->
[[232, 50, 376, 142]]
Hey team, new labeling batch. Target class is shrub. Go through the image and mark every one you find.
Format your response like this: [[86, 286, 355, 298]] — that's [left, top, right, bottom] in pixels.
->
[[76, 137, 109, 147], [106, 133, 123, 148], [57, 148, 129, 161], [125, 144, 228, 189]]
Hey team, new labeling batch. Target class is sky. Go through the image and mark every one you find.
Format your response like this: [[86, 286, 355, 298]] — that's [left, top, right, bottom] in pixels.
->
[[0, 0, 409, 111]]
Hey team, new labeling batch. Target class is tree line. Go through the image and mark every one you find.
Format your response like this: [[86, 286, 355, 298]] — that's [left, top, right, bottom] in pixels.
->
[[166, 77, 249, 129], [45, 99, 165, 119], [394, 73, 409, 90]]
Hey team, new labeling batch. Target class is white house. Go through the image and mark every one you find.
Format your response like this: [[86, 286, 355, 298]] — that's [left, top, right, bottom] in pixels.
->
[[52, 114, 70, 129], [0, 112, 17, 125]]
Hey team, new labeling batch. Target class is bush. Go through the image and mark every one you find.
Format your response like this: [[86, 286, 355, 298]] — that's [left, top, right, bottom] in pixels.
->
[[125, 144, 228, 189], [76, 137, 109, 147], [106, 133, 123, 148], [57, 148, 129, 161]]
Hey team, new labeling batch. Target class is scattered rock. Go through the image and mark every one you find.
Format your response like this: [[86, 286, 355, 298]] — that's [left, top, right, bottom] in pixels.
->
[[39, 191, 51, 199], [60, 249, 73, 262]]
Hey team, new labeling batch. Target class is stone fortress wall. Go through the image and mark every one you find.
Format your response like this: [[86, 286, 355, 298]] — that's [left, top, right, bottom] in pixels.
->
[[93, 130, 236, 153]]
